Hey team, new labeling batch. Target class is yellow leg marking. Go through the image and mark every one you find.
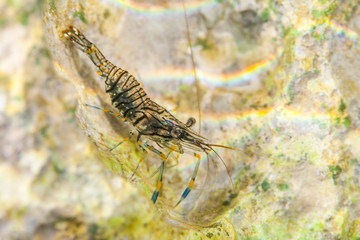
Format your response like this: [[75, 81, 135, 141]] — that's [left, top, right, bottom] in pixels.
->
[[148, 146, 154, 151], [171, 146, 178, 151], [123, 137, 129, 141], [194, 153, 200, 159], [189, 179, 195, 188], [114, 113, 119, 117], [176, 154, 180, 160], [99, 63, 103, 67], [86, 49, 92, 54], [103, 109, 109, 112], [160, 153, 166, 159], [121, 118, 126, 122], [156, 180, 162, 190], [97, 71, 102, 76]]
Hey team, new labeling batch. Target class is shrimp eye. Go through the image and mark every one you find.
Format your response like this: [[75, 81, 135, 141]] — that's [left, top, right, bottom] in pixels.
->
[[170, 127, 182, 138], [186, 117, 196, 127]]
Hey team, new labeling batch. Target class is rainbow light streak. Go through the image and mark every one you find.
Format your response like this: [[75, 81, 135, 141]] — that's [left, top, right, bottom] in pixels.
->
[[55, 47, 282, 89], [108, 0, 216, 15], [326, 19, 359, 42], [201, 106, 337, 131], [292, 18, 359, 42], [177, 105, 337, 170], [141, 48, 283, 87]]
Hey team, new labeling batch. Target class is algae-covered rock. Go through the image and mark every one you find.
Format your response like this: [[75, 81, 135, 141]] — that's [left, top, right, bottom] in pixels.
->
[[1, 0, 360, 239], [43, 0, 255, 227]]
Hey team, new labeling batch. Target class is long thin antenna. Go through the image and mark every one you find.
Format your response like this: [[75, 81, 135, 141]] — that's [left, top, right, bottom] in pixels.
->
[[182, 0, 201, 135], [209, 146, 235, 190]]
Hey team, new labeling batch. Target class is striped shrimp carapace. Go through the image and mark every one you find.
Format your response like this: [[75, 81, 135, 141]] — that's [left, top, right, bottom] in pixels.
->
[[62, 25, 236, 207]]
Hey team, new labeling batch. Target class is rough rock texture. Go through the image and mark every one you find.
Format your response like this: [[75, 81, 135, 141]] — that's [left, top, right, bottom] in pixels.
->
[[1, 0, 360, 239]]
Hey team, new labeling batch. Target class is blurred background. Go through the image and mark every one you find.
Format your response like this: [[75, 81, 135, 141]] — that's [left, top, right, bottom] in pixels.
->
[[1, 0, 360, 239]]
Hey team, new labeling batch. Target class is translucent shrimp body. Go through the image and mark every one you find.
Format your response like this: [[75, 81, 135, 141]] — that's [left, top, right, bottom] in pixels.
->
[[62, 26, 233, 206]]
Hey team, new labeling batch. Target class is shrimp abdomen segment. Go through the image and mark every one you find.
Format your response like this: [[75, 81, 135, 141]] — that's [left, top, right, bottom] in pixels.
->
[[62, 26, 151, 119]]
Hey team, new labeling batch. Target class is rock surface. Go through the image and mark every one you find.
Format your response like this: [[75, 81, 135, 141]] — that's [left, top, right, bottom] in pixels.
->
[[1, 0, 360, 239]]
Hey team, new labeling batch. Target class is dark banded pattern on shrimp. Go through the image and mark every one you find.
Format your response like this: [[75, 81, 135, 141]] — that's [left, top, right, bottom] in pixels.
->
[[62, 26, 236, 207]]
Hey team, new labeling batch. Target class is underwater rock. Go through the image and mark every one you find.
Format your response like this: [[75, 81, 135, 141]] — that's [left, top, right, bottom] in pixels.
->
[[1, 0, 360, 239]]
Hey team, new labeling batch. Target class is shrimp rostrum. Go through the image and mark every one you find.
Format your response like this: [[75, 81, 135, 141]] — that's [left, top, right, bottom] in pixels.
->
[[62, 26, 235, 207]]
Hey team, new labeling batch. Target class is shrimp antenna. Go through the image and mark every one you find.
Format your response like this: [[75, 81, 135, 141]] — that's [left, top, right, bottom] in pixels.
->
[[182, 0, 201, 135], [209, 146, 235, 191], [208, 144, 244, 152]]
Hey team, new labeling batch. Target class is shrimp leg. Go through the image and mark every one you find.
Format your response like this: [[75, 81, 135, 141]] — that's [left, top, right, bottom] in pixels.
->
[[131, 135, 149, 177], [151, 160, 165, 204], [140, 142, 171, 203], [85, 104, 127, 122], [110, 130, 134, 152], [174, 153, 201, 207]]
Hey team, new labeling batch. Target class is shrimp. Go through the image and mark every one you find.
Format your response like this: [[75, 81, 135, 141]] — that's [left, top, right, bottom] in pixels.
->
[[62, 21, 235, 207]]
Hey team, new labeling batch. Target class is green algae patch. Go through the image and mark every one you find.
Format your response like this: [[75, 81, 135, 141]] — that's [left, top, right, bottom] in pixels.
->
[[260, 8, 270, 21], [73, 10, 88, 24], [338, 99, 346, 114], [261, 180, 271, 192], [329, 165, 342, 185], [343, 116, 351, 129], [278, 183, 289, 191], [49, 0, 56, 12]]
